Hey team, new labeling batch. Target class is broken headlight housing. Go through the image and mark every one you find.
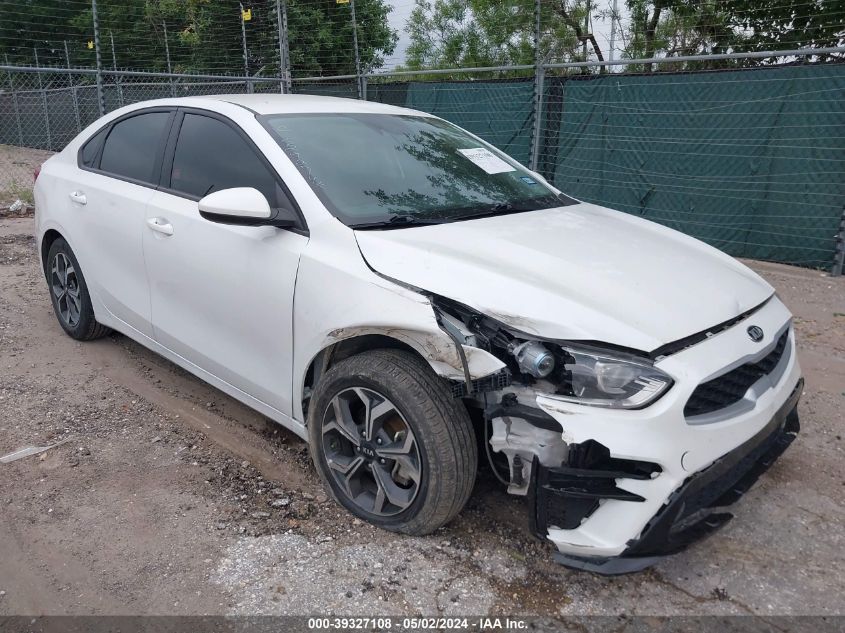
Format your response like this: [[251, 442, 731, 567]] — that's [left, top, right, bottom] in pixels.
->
[[430, 295, 672, 408], [552, 344, 673, 409]]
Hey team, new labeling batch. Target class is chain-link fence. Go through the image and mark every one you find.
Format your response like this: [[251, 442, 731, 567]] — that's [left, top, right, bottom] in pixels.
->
[[538, 62, 845, 269], [0, 67, 288, 209], [358, 58, 845, 271], [1, 0, 844, 272]]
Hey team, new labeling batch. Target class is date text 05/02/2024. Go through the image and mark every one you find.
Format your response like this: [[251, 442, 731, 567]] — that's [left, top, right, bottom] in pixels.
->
[[307, 617, 529, 630]]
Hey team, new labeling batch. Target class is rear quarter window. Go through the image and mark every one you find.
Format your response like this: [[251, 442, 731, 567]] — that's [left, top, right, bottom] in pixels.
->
[[79, 128, 107, 168]]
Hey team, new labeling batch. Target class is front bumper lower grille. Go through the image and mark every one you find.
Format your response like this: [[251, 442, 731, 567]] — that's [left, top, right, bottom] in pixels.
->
[[546, 377, 802, 575], [529, 441, 661, 533], [684, 328, 790, 417]]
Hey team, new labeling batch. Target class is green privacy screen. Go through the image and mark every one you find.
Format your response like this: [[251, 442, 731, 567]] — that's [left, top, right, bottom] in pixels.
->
[[2, 64, 843, 267], [368, 78, 536, 167], [369, 64, 845, 268]]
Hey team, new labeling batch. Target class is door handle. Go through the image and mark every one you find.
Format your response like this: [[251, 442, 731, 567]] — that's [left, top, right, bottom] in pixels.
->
[[146, 217, 174, 236], [68, 191, 87, 205]]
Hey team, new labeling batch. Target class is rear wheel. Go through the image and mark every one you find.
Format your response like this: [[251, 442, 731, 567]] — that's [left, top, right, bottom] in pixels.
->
[[308, 349, 477, 535], [46, 238, 111, 341]]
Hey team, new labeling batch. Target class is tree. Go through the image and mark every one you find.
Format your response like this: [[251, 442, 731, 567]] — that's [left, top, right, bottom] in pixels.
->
[[0, 0, 398, 77], [621, 0, 845, 69], [402, 0, 844, 72], [402, 0, 594, 71], [718, 0, 845, 54], [286, 0, 398, 76]]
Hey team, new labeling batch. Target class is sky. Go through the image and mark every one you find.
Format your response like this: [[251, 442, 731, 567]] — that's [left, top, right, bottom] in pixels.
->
[[384, 0, 414, 67], [382, 0, 628, 71]]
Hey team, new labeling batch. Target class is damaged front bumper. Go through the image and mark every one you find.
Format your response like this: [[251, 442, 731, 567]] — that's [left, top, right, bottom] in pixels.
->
[[485, 296, 803, 574], [531, 377, 801, 574]]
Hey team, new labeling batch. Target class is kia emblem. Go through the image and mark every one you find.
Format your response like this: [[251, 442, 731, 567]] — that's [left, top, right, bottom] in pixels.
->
[[747, 325, 764, 342]]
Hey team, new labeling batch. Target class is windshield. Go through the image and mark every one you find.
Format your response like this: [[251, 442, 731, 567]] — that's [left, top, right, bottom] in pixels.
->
[[262, 113, 566, 228]]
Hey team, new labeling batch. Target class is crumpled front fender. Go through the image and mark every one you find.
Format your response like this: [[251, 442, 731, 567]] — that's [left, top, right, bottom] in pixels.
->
[[292, 243, 505, 423]]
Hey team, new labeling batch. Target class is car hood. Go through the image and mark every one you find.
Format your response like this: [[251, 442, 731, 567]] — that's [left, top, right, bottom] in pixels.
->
[[354, 203, 774, 352]]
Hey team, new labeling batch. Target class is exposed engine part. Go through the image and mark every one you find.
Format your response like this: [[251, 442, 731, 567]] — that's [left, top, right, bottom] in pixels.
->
[[485, 387, 561, 431], [488, 416, 567, 495], [436, 308, 478, 348], [509, 340, 555, 378], [431, 295, 565, 397], [511, 454, 525, 486], [450, 368, 511, 398]]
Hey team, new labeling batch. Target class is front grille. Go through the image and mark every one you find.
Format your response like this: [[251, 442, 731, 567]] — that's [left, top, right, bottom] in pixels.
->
[[684, 329, 790, 417]]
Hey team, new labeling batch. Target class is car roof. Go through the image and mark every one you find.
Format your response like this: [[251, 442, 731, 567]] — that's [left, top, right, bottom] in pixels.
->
[[179, 93, 428, 117]]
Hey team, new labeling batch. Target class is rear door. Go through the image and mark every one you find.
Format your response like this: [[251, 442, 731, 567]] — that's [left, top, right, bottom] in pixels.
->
[[70, 108, 174, 338], [142, 108, 307, 416]]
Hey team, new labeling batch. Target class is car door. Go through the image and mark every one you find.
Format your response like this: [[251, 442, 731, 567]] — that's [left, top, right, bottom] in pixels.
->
[[70, 108, 174, 338], [142, 108, 308, 417]]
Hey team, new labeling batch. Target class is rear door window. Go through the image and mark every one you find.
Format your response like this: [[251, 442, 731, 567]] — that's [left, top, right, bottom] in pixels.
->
[[99, 112, 171, 184], [168, 113, 279, 205]]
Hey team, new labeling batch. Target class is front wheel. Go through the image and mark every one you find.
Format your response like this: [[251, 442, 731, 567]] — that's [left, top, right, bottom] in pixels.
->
[[308, 349, 477, 535]]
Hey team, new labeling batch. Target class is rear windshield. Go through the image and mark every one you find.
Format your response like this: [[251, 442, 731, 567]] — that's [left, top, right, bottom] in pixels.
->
[[262, 113, 560, 227]]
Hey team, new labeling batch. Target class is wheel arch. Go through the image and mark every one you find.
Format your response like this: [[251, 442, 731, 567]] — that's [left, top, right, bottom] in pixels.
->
[[40, 228, 65, 275], [300, 332, 444, 421]]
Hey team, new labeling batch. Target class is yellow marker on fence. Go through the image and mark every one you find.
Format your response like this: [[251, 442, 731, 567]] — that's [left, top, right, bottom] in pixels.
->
[[87, 40, 94, 49], [242, 7, 252, 21], [336, 0, 350, 4]]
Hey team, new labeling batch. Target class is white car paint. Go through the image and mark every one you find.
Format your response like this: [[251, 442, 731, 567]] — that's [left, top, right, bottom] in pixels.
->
[[198, 186, 273, 219], [61, 165, 159, 338], [539, 297, 798, 556], [355, 202, 773, 351], [34, 94, 801, 568]]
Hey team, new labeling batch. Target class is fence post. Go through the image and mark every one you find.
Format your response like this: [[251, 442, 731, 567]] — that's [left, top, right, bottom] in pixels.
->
[[832, 206, 845, 277], [529, 0, 544, 172], [239, 3, 253, 94], [350, 0, 363, 99], [609, 0, 618, 62], [4, 54, 24, 147], [163, 22, 176, 98], [582, 0, 590, 59], [110, 31, 124, 106], [64, 41, 82, 132], [33, 48, 53, 151], [91, 0, 106, 116], [275, 0, 292, 94]]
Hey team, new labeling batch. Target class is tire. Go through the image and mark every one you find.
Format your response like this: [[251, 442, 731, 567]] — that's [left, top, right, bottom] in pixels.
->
[[308, 349, 477, 535], [45, 237, 111, 341]]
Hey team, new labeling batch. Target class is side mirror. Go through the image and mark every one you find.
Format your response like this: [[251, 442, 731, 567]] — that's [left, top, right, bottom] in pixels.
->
[[198, 187, 296, 228]]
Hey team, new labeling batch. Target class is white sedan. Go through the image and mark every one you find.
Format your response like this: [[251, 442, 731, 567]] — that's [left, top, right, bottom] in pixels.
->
[[34, 94, 802, 574]]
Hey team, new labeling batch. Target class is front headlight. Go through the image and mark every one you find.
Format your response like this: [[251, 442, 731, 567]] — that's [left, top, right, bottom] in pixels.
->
[[553, 344, 673, 409]]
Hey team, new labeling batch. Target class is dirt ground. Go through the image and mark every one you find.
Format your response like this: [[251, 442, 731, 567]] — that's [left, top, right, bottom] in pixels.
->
[[0, 145, 53, 208], [0, 214, 843, 618]]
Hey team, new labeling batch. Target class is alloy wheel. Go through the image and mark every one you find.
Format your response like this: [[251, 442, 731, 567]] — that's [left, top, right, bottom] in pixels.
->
[[51, 252, 81, 328], [321, 387, 422, 517]]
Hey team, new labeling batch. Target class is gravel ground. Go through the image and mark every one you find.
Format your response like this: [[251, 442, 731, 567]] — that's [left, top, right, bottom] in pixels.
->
[[0, 215, 843, 618]]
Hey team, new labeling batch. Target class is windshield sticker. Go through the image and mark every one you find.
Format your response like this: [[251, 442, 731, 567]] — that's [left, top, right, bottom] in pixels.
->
[[458, 148, 516, 175], [519, 176, 538, 185]]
